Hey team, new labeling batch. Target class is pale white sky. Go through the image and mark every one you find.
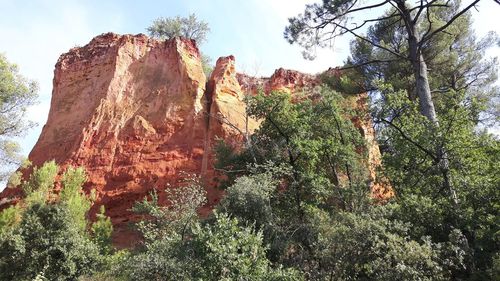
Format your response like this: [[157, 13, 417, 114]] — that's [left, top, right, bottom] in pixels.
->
[[0, 0, 498, 160]]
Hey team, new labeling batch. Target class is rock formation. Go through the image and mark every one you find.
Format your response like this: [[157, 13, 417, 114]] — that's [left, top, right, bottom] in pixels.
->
[[0, 33, 391, 246]]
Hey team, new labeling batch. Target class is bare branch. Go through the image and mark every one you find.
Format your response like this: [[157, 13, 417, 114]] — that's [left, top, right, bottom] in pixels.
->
[[413, 0, 427, 24], [420, 0, 482, 45], [337, 58, 403, 70], [333, 22, 408, 59], [412, 0, 450, 23], [324, 0, 391, 22]]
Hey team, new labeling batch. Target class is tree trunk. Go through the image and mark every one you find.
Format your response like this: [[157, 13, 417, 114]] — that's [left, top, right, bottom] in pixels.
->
[[413, 54, 438, 123], [398, 0, 459, 206], [409, 34, 459, 207], [396, 1, 438, 122]]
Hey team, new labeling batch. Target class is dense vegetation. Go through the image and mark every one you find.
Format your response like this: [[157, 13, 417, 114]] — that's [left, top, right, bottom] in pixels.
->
[[0, 162, 111, 280], [1, 1, 499, 280]]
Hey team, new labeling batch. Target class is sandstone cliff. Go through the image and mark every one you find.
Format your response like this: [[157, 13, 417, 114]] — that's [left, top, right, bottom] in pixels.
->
[[0, 33, 391, 245]]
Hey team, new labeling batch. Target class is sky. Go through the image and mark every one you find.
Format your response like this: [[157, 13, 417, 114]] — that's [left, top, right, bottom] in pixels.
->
[[0, 0, 499, 160]]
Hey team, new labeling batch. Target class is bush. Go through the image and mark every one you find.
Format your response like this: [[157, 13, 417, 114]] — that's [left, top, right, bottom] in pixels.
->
[[0, 205, 22, 234], [306, 207, 471, 280], [0, 203, 100, 280], [91, 205, 113, 255], [0, 162, 113, 280], [118, 212, 302, 281], [217, 172, 276, 228], [116, 178, 302, 280]]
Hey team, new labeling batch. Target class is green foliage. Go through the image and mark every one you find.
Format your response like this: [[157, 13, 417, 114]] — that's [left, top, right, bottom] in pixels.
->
[[78, 250, 130, 281], [0, 162, 111, 280], [307, 208, 451, 280], [91, 205, 113, 255], [188, 212, 301, 280], [193, 212, 271, 279], [118, 211, 301, 281], [60, 166, 92, 232], [212, 65, 498, 278], [146, 14, 213, 77], [113, 181, 208, 279], [6, 158, 31, 188], [22, 160, 58, 205], [218, 87, 369, 214], [202, 53, 214, 77], [320, 68, 366, 95], [348, 6, 499, 125], [285, 15, 498, 277], [131, 178, 207, 242], [114, 180, 301, 280], [0, 141, 23, 180], [217, 172, 276, 228], [372, 81, 500, 278], [214, 86, 379, 275], [0, 203, 100, 281], [147, 13, 210, 44], [0, 53, 38, 180], [214, 139, 256, 187], [0, 205, 22, 234]]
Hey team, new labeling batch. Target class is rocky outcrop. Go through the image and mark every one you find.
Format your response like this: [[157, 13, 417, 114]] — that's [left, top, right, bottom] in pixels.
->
[[202, 56, 261, 186], [237, 68, 319, 95], [20, 33, 212, 245], [0, 33, 391, 246]]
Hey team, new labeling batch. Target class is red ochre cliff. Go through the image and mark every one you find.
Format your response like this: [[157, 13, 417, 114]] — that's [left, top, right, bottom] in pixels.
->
[[0, 33, 392, 245]]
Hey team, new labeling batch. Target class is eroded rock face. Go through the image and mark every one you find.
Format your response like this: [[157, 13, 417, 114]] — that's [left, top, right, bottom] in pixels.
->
[[0, 33, 391, 246], [21, 33, 211, 245], [237, 68, 319, 95], [202, 56, 259, 187]]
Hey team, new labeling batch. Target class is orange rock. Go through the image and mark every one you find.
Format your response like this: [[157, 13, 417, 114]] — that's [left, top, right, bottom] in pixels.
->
[[0, 33, 391, 247]]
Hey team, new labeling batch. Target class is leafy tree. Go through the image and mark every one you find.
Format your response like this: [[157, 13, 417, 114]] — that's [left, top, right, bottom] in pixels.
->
[[218, 87, 369, 215], [131, 178, 207, 242], [187, 212, 301, 280], [213, 86, 381, 275], [0, 203, 100, 281], [217, 172, 277, 229], [0, 54, 38, 181], [216, 170, 291, 262], [0, 162, 114, 280], [374, 84, 500, 278], [347, 4, 499, 125], [22, 160, 58, 205], [341, 14, 499, 275], [0, 205, 21, 235], [285, 4, 499, 277], [285, 0, 483, 122], [332, 4, 499, 278], [91, 205, 113, 255], [308, 207, 465, 280], [116, 181, 208, 280], [147, 14, 213, 77], [60, 166, 93, 232], [147, 13, 210, 44]]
